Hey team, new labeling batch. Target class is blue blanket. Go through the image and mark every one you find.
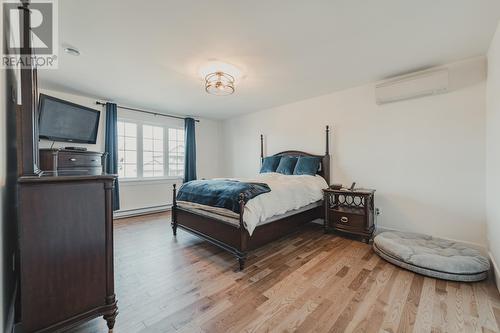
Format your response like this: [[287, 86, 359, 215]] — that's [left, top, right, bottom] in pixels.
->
[[177, 179, 271, 214]]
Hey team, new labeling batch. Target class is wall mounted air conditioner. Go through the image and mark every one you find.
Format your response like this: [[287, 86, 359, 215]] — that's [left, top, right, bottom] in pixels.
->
[[375, 68, 449, 105]]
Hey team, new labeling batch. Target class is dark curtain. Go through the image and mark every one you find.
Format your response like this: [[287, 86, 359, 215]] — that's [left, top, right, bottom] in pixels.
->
[[184, 117, 197, 182], [105, 102, 120, 211]]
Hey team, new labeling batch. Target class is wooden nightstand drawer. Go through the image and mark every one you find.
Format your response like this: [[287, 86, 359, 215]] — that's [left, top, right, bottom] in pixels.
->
[[331, 211, 365, 230]]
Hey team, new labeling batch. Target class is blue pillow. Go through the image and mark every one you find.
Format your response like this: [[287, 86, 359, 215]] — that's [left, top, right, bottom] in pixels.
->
[[294, 156, 321, 176], [276, 156, 298, 175], [260, 156, 281, 173]]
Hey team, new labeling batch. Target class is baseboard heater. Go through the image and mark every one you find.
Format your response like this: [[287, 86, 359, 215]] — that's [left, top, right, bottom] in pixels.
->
[[114, 204, 171, 219]]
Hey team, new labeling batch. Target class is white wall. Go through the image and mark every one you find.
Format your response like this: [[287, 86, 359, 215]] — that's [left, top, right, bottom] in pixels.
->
[[38, 88, 224, 214], [486, 21, 500, 290], [223, 57, 487, 247]]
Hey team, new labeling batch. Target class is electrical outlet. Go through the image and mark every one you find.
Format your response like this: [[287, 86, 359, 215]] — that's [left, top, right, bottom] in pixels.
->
[[376, 208, 381, 215]]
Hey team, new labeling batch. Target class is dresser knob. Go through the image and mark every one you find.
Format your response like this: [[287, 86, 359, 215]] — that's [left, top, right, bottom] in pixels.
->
[[69, 158, 77, 162], [340, 216, 349, 223]]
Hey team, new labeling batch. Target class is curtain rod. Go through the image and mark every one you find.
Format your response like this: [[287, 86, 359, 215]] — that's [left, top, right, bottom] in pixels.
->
[[95, 101, 200, 122]]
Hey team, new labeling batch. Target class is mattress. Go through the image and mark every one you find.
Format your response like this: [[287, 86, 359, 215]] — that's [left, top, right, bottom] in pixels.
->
[[177, 172, 328, 236]]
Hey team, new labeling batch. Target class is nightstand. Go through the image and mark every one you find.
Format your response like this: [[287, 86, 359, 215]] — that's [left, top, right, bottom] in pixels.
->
[[323, 187, 376, 243]]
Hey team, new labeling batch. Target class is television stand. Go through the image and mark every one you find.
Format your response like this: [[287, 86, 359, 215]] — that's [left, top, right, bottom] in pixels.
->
[[39, 148, 107, 175]]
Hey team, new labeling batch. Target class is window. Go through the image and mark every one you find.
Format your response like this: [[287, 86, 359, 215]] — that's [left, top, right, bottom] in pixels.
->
[[117, 119, 184, 180], [168, 128, 185, 177], [117, 121, 137, 178], [143, 125, 164, 177]]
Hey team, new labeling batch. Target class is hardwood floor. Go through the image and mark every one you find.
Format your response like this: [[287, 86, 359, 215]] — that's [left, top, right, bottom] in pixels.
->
[[68, 212, 500, 333]]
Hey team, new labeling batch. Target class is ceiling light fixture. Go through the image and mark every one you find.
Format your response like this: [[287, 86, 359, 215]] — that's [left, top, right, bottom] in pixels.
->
[[199, 61, 241, 96], [64, 47, 80, 56], [205, 71, 235, 96]]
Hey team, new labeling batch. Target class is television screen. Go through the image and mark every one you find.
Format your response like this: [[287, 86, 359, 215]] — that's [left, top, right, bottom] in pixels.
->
[[38, 94, 100, 144]]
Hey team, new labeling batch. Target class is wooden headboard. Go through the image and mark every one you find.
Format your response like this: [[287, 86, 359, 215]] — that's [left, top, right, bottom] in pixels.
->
[[260, 126, 331, 185]]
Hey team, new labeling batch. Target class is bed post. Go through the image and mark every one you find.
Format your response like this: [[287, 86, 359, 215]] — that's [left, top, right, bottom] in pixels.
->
[[324, 125, 331, 185], [260, 134, 264, 164], [171, 183, 178, 236], [238, 193, 248, 270], [325, 125, 330, 155]]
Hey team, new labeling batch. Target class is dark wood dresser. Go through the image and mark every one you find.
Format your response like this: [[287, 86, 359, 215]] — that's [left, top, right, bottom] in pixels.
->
[[323, 188, 376, 243], [17, 172, 118, 332], [9, 6, 118, 331], [39, 148, 107, 175]]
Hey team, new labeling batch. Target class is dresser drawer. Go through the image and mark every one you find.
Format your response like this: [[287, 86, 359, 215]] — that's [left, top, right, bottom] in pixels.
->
[[40, 149, 106, 175], [330, 211, 366, 230], [57, 153, 102, 168], [58, 167, 103, 175]]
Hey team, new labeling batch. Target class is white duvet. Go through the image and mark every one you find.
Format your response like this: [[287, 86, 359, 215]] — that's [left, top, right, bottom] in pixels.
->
[[242, 172, 328, 235], [179, 173, 328, 236]]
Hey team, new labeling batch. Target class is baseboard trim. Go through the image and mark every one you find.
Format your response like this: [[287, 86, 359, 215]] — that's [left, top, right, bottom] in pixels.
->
[[114, 204, 171, 219], [489, 252, 500, 294], [376, 225, 487, 254]]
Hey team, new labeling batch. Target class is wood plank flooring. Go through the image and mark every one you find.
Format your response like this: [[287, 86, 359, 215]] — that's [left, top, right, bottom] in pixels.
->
[[68, 212, 500, 333]]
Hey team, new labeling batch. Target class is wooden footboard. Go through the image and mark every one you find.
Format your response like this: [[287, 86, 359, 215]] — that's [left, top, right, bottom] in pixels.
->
[[172, 184, 249, 269]]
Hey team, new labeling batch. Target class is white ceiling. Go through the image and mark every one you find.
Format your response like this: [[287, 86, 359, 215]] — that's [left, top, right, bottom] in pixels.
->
[[39, 0, 500, 119]]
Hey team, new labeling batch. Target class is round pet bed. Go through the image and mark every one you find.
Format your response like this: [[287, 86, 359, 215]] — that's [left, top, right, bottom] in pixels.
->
[[373, 231, 490, 282]]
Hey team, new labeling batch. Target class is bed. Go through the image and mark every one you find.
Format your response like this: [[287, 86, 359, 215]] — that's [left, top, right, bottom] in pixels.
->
[[171, 126, 331, 270]]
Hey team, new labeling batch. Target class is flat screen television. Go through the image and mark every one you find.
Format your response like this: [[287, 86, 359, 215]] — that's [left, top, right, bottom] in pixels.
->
[[38, 94, 100, 144]]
